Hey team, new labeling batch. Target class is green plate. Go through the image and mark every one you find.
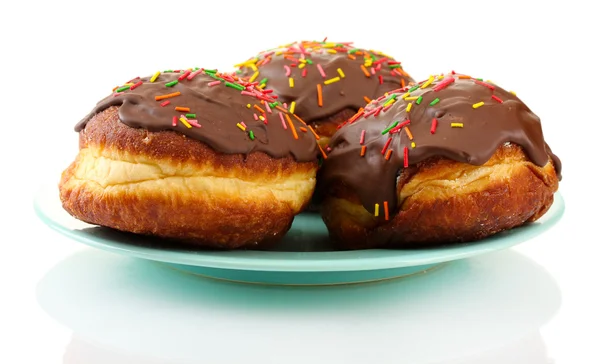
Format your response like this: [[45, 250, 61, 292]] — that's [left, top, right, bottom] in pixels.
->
[[34, 183, 565, 285]]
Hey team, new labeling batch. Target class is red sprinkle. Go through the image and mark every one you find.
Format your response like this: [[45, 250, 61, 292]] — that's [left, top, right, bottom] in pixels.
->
[[178, 70, 191, 81], [302, 68, 307, 77], [474, 80, 495, 90], [403, 147, 409, 167], [360, 129, 366, 144], [433, 78, 455, 91], [160, 100, 171, 107], [430, 118, 437, 134], [384, 201, 390, 221], [491, 95, 504, 103], [379, 75, 383, 84], [172, 116, 177, 126], [431, 118, 438, 134], [381, 137, 392, 155], [130, 81, 143, 90]]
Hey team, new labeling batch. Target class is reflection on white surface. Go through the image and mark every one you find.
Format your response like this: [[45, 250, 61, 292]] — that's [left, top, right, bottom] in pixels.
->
[[37, 249, 560, 364]]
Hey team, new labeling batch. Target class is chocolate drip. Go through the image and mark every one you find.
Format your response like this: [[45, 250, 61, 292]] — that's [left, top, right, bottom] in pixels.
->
[[76, 71, 319, 162], [321, 73, 562, 215]]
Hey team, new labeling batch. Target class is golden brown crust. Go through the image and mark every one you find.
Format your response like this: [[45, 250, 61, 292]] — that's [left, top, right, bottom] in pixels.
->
[[321, 144, 559, 249], [60, 107, 318, 249], [310, 108, 357, 148]]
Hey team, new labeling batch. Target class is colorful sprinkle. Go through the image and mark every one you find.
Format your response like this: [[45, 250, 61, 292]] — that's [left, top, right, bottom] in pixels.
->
[[179, 116, 192, 129], [360, 129, 366, 144], [155, 92, 181, 101], [381, 137, 392, 155], [165, 80, 178, 87], [429, 98, 440, 106], [317, 64, 327, 78], [289, 101, 296, 114], [289, 77, 294, 88], [406, 103, 413, 113], [451, 123, 464, 128], [431, 118, 438, 134], [403, 147, 409, 168], [374, 203, 379, 217], [225, 82, 245, 91], [150, 72, 161, 83], [385, 149, 393, 161], [186, 113, 196, 118], [317, 84, 323, 107], [285, 113, 298, 139], [404, 126, 413, 140], [360, 64, 371, 77], [384, 201, 390, 221], [491, 95, 504, 103], [236, 123, 246, 131], [160, 100, 171, 107], [172, 116, 177, 126], [116, 85, 130, 92], [249, 71, 259, 83], [472, 102, 484, 109], [208, 80, 221, 86], [324, 76, 341, 85], [337, 68, 345, 78], [382, 121, 399, 135], [416, 95, 423, 105], [279, 112, 287, 129], [249, 130, 255, 140]]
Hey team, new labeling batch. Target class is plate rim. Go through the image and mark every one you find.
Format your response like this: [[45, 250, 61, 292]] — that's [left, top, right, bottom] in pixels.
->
[[34, 184, 565, 272]]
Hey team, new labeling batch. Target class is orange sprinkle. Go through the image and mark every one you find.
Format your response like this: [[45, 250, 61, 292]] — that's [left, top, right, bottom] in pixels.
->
[[175, 106, 190, 112], [355, 51, 364, 55], [401, 78, 406, 88], [458, 75, 472, 79], [308, 125, 321, 140], [253, 105, 265, 114], [318, 144, 328, 159], [384, 201, 389, 221], [360, 64, 371, 77], [299, 127, 308, 132], [275, 105, 288, 114], [317, 84, 323, 107], [405, 126, 414, 140], [155, 92, 181, 101], [385, 149, 393, 161], [360, 145, 367, 157], [348, 54, 356, 60], [292, 113, 308, 125], [285, 113, 298, 139], [363, 96, 371, 103]]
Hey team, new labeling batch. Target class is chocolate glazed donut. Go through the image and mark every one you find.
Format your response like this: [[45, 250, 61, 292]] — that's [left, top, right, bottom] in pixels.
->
[[236, 40, 415, 148], [61, 69, 322, 249], [319, 72, 561, 249]]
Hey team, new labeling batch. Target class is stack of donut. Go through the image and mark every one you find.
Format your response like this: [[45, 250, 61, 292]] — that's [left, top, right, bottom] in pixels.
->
[[60, 40, 561, 250]]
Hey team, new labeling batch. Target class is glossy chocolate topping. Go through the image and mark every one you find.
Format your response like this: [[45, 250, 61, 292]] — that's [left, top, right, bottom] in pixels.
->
[[321, 72, 562, 215], [76, 70, 320, 162], [236, 41, 415, 125]]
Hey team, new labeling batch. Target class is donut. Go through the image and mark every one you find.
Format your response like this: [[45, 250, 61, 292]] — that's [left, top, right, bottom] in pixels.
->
[[236, 40, 415, 147], [59, 69, 322, 249], [319, 72, 561, 249]]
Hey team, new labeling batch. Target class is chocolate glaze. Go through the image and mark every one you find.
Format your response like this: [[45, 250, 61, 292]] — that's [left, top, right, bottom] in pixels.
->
[[321, 73, 562, 215], [237, 41, 414, 124], [76, 70, 319, 163]]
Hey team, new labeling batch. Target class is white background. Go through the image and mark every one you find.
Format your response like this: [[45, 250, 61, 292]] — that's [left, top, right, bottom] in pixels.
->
[[1, 0, 598, 362]]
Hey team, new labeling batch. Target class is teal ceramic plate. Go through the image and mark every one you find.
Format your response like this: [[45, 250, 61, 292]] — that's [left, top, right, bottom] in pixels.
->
[[34, 183, 565, 285]]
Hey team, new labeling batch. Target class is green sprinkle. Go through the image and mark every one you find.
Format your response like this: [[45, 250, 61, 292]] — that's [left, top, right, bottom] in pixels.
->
[[416, 96, 423, 105], [408, 85, 420, 92], [194, 67, 200, 71], [306, 59, 313, 65], [429, 98, 440, 106], [165, 80, 179, 87], [348, 48, 360, 54], [269, 102, 279, 108], [207, 72, 224, 81], [249, 130, 255, 140], [389, 64, 402, 69], [163, 69, 173, 73], [259, 77, 268, 86], [186, 113, 196, 118], [225, 82, 245, 91], [204, 69, 217, 74], [475, 78, 483, 81], [381, 121, 399, 135], [116, 85, 131, 92], [236, 69, 242, 74]]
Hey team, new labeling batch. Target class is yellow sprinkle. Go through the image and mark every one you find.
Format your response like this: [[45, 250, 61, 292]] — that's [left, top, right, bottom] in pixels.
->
[[374, 203, 380, 217], [249, 71, 259, 83], [401, 92, 411, 99], [405, 96, 419, 101], [246, 104, 251, 108], [324, 76, 341, 85], [411, 142, 416, 148], [383, 98, 396, 107], [290, 101, 296, 114], [259, 115, 265, 121], [250, 64, 258, 72], [472, 102, 485, 109], [421, 76, 435, 89], [150, 71, 160, 83], [327, 49, 337, 54], [364, 60, 373, 67], [510, 90, 517, 95], [299, 59, 307, 63], [289, 77, 294, 88], [486, 80, 495, 84], [323, 43, 335, 48], [451, 123, 464, 128], [406, 103, 413, 112], [124, 83, 134, 86], [299, 63, 306, 69], [179, 117, 192, 128], [236, 123, 246, 131], [337, 68, 345, 78], [275, 51, 283, 55], [233, 58, 258, 68], [437, 75, 444, 80]]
